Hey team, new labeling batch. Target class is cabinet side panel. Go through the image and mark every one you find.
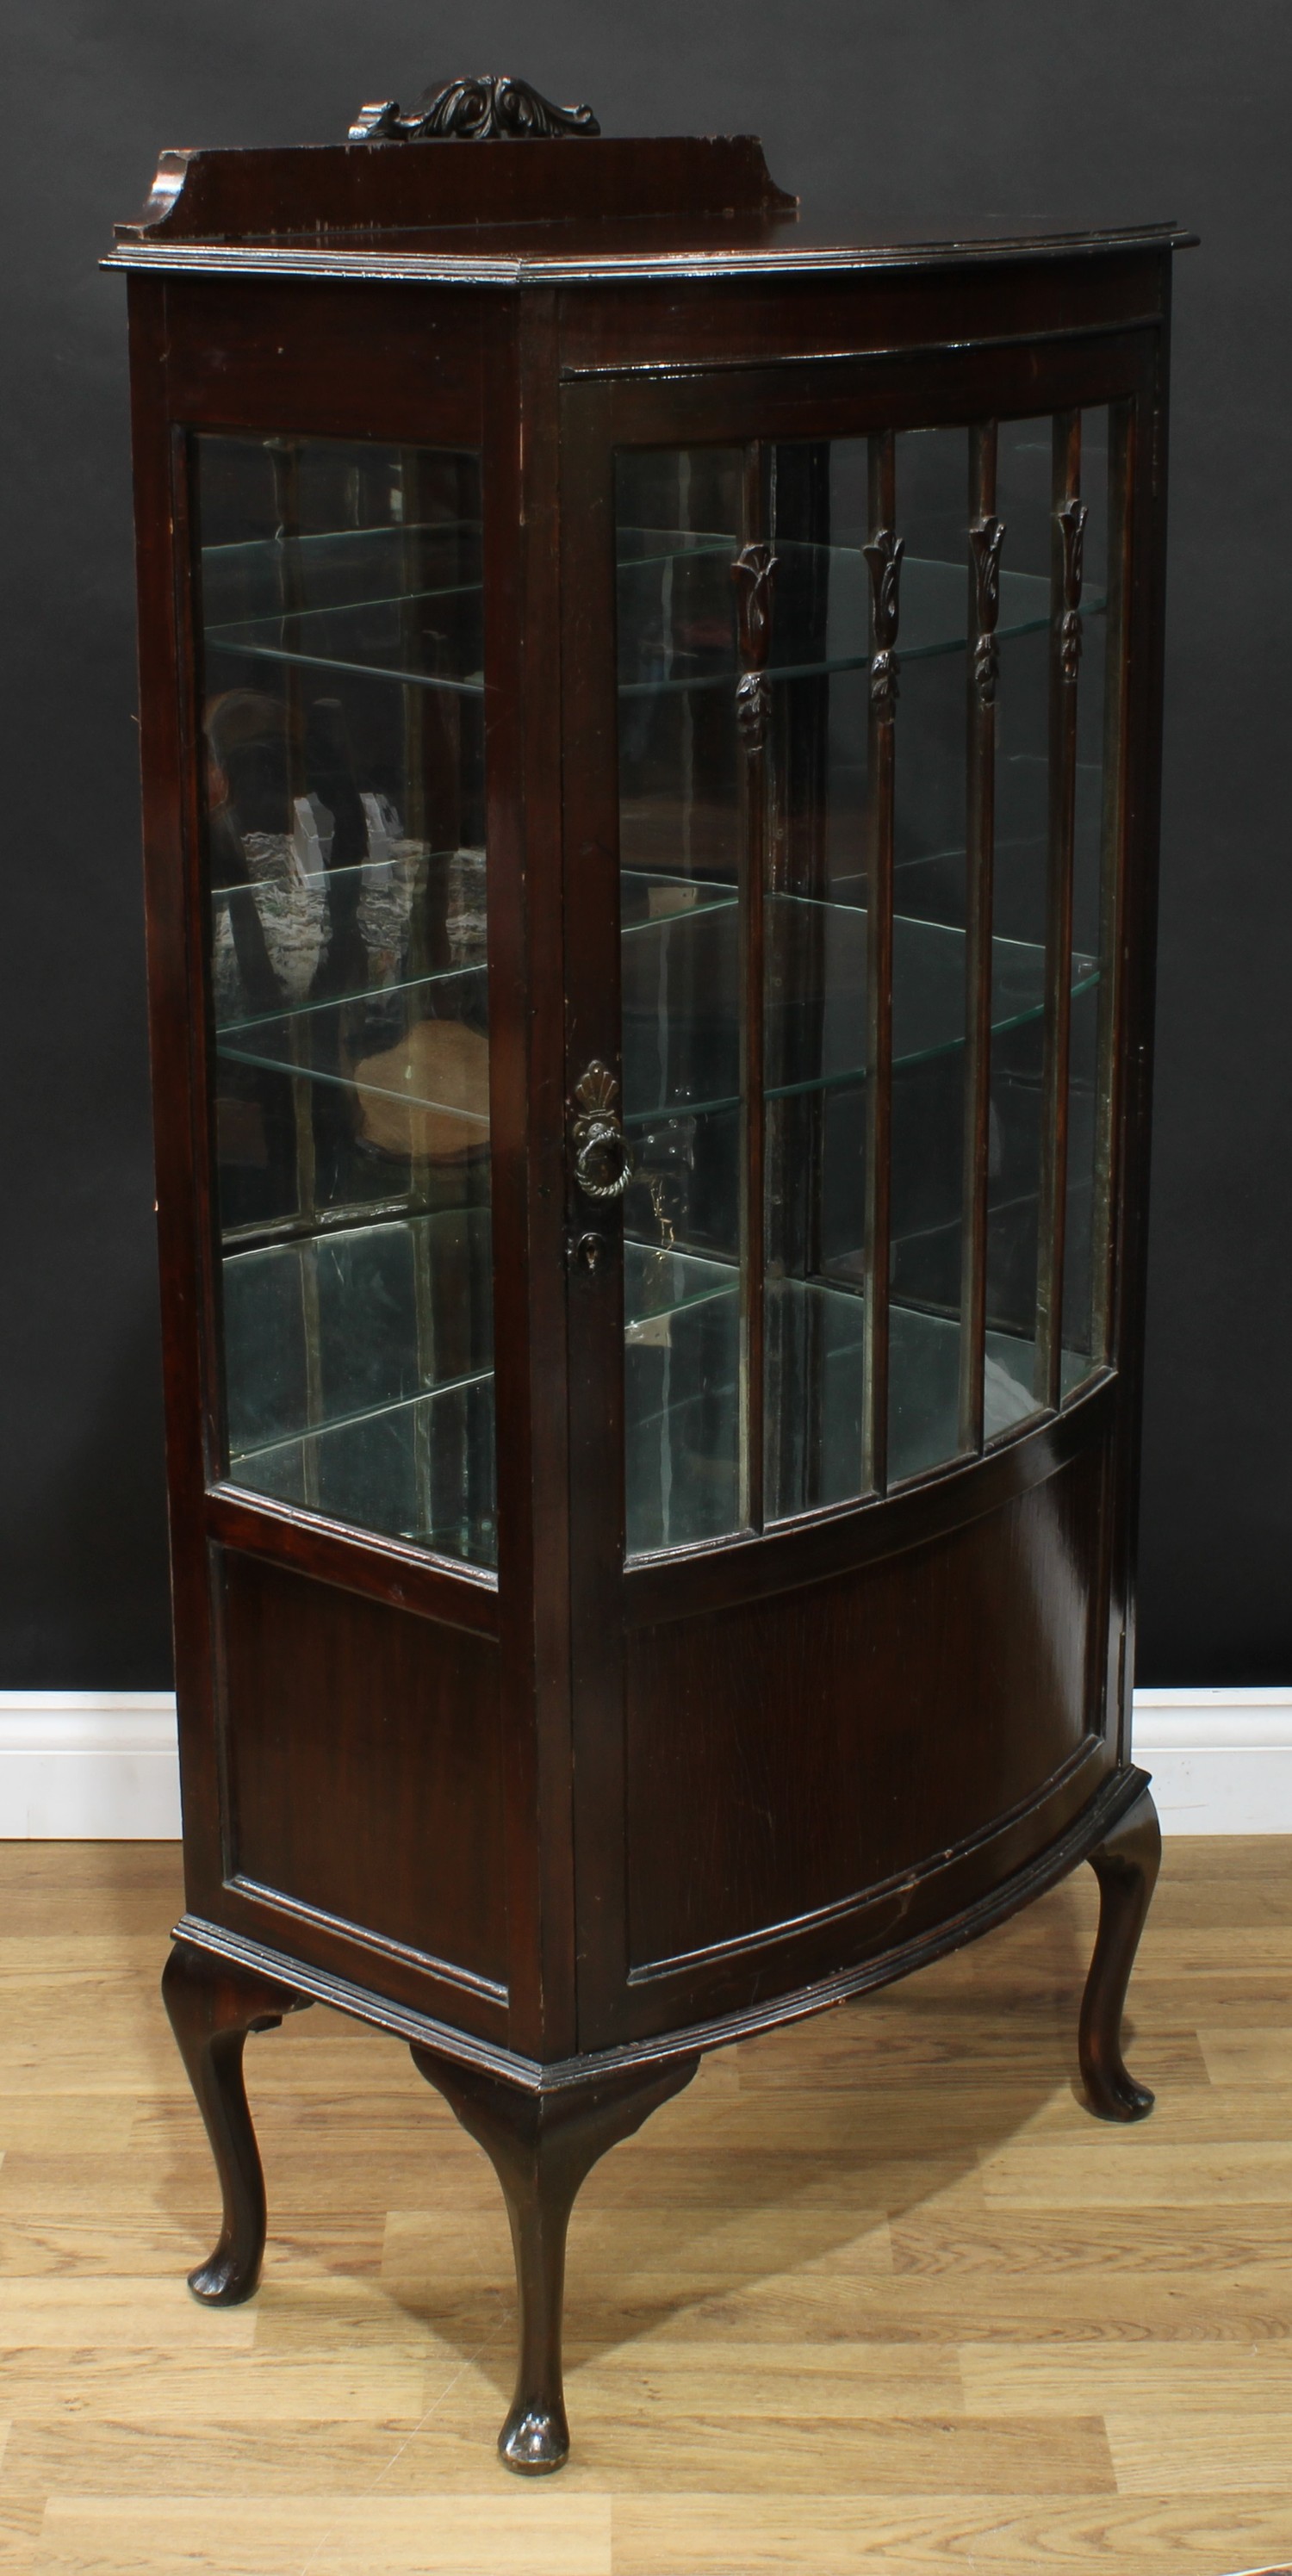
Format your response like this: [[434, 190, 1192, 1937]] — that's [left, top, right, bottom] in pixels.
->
[[218, 1552, 507, 1991], [625, 1446, 1103, 1974]]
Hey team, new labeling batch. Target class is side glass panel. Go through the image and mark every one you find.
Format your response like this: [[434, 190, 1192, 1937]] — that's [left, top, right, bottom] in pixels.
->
[[614, 402, 1125, 1558], [1062, 407, 1114, 1385], [195, 435, 495, 1567]]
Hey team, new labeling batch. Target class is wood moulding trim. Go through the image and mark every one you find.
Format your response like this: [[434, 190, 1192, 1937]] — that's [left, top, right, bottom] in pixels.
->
[[225, 1871, 509, 2008], [169, 1763, 1151, 2085], [102, 228, 1194, 290], [624, 1735, 1103, 1986], [205, 1486, 500, 1636], [559, 310, 1170, 386]]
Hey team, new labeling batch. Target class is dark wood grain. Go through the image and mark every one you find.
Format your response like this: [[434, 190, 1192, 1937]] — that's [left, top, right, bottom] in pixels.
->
[[216, 1552, 508, 2010], [619, 1447, 1106, 2020], [488, 288, 581, 2063], [161, 1939, 311, 2302], [411, 2046, 700, 2469], [115, 134, 798, 245], [1079, 1778, 1161, 2119]]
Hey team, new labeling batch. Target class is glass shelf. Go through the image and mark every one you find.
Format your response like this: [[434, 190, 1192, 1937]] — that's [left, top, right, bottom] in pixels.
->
[[620, 891, 1098, 1128], [213, 872, 1094, 1137], [202, 517, 486, 697], [624, 1251, 1094, 1556], [224, 1203, 1095, 1565], [222, 1203, 495, 1562], [624, 1241, 739, 1341], [201, 523, 1103, 702]]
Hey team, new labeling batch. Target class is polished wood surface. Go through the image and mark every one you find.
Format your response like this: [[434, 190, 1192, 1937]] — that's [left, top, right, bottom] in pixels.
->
[[218, 1555, 508, 2013], [117, 132, 1184, 2470], [113, 133, 798, 251], [1080, 1779, 1163, 2120], [412, 2046, 700, 2472], [0, 1839, 1289, 2570], [623, 1453, 1103, 1983], [160, 1941, 311, 2304]]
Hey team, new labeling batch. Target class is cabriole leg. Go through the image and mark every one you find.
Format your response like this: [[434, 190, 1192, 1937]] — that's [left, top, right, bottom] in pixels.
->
[[412, 2046, 700, 2474], [1079, 1777, 1161, 2122], [162, 1939, 311, 2304]]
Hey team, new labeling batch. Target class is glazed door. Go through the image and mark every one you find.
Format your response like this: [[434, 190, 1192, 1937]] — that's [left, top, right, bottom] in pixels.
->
[[562, 342, 1149, 2048], [127, 276, 559, 2046]]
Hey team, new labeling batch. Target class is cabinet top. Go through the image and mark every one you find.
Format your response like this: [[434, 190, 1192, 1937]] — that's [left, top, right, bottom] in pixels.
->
[[106, 109, 1192, 287]]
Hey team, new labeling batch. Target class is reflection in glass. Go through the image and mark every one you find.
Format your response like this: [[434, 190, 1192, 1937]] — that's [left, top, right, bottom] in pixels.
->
[[616, 411, 1121, 1558], [196, 435, 494, 1566]]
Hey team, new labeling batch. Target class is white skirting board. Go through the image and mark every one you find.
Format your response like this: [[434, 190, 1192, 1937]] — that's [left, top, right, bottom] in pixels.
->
[[0, 1687, 1289, 1839], [1132, 1688, 1292, 1834], [0, 1695, 182, 1839]]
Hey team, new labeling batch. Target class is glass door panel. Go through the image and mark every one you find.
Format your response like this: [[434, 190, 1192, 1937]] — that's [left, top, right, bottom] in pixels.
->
[[615, 402, 1125, 1558], [618, 450, 746, 1555], [195, 434, 495, 1567]]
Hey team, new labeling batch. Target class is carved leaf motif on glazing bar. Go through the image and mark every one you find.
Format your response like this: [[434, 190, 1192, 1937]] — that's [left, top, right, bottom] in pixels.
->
[[1057, 496, 1089, 687], [969, 515, 1006, 707], [862, 527, 904, 717], [732, 542, 778, 753]]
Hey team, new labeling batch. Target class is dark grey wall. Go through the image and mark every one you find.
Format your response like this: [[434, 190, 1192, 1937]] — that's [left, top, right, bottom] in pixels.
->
[[2, 0, 1289, 1686]]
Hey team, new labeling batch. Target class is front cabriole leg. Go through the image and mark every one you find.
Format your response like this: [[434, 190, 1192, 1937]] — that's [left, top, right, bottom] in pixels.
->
[[162, 1939, 312, 2304], [1079, 1774, 1162, 2121], [412, 2045, 700, 2473]]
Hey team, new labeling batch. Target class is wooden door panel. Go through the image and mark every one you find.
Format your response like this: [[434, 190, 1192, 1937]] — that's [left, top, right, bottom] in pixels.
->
[[624, 1443, 1104, 1982], [216, 1551, 508, 2007]]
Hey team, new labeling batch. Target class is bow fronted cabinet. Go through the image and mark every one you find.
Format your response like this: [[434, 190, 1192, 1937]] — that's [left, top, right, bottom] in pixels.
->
[[110, 86, 1192, 2472]]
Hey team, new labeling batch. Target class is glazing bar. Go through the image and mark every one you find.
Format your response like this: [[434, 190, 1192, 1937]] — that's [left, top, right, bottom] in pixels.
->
[[1090, 402, 1134, 1366], [1035, 409, 1085, 1410], [732, 447, 775, 1533], [861, 431, 901, 1495], [960, 425, 1003, 1456]]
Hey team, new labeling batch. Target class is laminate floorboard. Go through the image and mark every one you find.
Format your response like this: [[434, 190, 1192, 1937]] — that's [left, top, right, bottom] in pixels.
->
[[0, 1840, 1289, 2573]]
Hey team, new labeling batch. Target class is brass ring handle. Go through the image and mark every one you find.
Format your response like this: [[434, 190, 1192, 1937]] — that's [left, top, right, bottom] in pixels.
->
[[569, 1058, 632, 1204], [574, 1118, 631, 1201]]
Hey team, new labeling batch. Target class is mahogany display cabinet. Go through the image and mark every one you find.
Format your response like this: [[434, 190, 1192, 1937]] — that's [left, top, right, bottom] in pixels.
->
[[111, 79, 1190, 2473]]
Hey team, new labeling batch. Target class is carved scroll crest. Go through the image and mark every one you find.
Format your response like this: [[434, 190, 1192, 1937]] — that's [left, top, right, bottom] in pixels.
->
[[731, 542, 778, 753], [862, 529, 904, 719], [1057, 497, 1089, 687], [350, 75, 600, 143], [968, 517, 1005, 708]]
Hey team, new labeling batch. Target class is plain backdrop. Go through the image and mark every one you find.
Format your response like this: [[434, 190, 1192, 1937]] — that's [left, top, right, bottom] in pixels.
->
[[1, 0, 1289, 1687]]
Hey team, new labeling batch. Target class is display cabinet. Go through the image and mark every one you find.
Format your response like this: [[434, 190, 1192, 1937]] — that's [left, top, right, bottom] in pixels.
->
[[111, 79, 1189, 2473]]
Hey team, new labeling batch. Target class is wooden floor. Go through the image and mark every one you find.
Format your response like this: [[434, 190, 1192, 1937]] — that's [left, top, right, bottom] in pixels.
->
[[0, 1844, 1289, 2574]]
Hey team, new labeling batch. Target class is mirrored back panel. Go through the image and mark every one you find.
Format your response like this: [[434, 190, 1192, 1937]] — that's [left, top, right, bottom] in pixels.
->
[[194, 434, 495, 1569], [615, 410, 1125, 1560]]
